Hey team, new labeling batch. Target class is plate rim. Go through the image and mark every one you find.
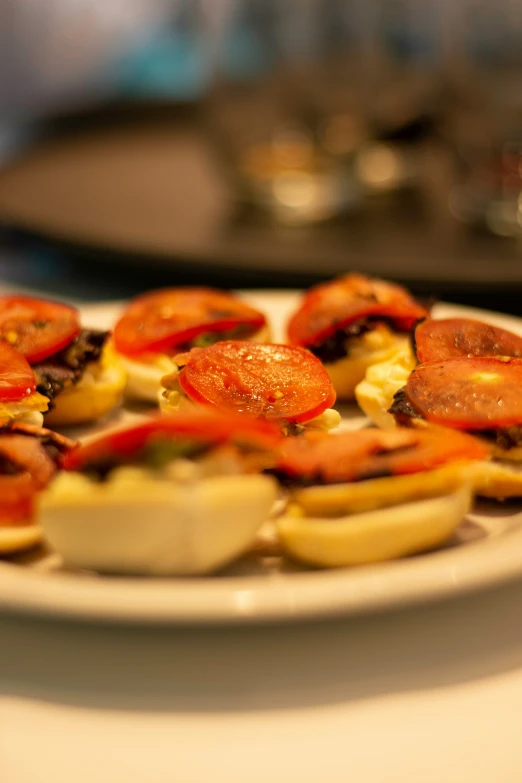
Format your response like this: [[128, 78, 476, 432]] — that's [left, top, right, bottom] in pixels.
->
[[2, 520, 522, 625]]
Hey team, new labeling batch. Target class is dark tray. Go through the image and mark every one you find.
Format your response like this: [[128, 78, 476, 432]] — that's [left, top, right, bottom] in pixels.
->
[[1, 104, 521, 313]]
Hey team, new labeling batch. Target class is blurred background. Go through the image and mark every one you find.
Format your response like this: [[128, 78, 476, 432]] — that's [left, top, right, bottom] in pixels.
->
[[1, 0, 522, 310]]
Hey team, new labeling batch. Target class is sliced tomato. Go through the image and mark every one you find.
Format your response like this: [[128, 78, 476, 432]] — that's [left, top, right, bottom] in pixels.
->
[[0, 471, 37, 507], [0, 296, 80, 364], [176, 341, 336, 423], [414, 318, 522, 363], [287, 274, 428, 347], [0, 342, 36, 401], [64, 410, 282, 472], [405, 357, 522, 430], [0, 495, 34, 527], [113, 287, 267, 357], [276, 426, 489, 483]]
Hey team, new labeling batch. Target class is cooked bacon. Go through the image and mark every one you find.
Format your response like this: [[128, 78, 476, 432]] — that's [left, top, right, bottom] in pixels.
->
[[388, 387, 424, 426], [34, 328, 109, 405], [0, 425, 77, 523], [0, 434, 54, 511], [0, 434, 55, 487], [0, 422, 77, 451], [307, 319, 373, 362]]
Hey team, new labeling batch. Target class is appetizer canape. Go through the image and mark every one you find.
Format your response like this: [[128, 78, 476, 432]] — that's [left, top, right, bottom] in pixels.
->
[[113, 287, 270, 403], [160, 341, 341, 434], [287, 274, 427, 400], [356, 316, 522, 430], [273, 427, 488, 568], [0, 295, 125, 426], [389, 356, 522, 498], [0, 422, 76, 554], [39, 411, 279, 575]]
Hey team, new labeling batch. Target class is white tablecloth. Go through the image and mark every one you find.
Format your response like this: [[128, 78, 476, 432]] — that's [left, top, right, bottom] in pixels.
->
[[3, 579, 522, 783]]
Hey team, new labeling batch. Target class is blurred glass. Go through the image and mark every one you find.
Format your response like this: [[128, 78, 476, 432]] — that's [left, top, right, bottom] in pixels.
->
[[2, 1, 522, 239], [201, 0, 448, 224], [201, 0, 362, 224], [444, 0, 522, 237]]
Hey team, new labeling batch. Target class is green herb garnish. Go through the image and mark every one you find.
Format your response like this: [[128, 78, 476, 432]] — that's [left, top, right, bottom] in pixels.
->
[[141, 438, 209, 469], [190, 325, 252, 349], [80, 438, 211, 480]]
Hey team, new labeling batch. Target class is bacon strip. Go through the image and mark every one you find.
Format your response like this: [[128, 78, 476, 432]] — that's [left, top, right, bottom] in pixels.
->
[[0, 422, 77, 457], [0, 425, 77, 526]]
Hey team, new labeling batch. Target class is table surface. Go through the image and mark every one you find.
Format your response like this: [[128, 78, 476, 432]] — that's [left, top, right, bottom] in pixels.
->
[[3, 579, 522, 783], [2, 276, 522, 783]]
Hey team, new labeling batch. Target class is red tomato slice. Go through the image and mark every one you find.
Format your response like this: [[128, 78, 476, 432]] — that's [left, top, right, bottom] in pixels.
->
[[405, 357, 522, 430], [0, 296, 80, 364], [414, 318, 522, 363], [276, 426, 489, 483], [64, 410, 282, 472], [0, 342, 36, 401], [113, 288, 267, 357], [177, 341, 336, 423], [0, 495, 34, 527], [0, 471, 37, 507], [287, 274, 428, 347]]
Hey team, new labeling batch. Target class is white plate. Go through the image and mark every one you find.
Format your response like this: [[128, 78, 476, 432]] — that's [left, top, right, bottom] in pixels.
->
[[1, 292, 522, 626]]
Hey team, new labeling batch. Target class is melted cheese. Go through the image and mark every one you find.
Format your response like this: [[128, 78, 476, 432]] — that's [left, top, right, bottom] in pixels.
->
[[355, 343, 417, 429], [322, 329, 410, 401], [120, 353, 177, 404], [0, 392, 48, 428], [300, 407, 341, 432]]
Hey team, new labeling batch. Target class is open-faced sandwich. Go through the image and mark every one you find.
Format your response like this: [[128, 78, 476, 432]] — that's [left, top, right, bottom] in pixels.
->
[[0, 295, 125, 427], [356, 316, 522, 430], [0, 422, 76, 554], [159, 340, 341, 434], [272, 426, 488, 567], [389, 354, 522, 498], [287, 273, 428, 400], [113, 287, 270, 403], [39, 411, 280, 575]]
